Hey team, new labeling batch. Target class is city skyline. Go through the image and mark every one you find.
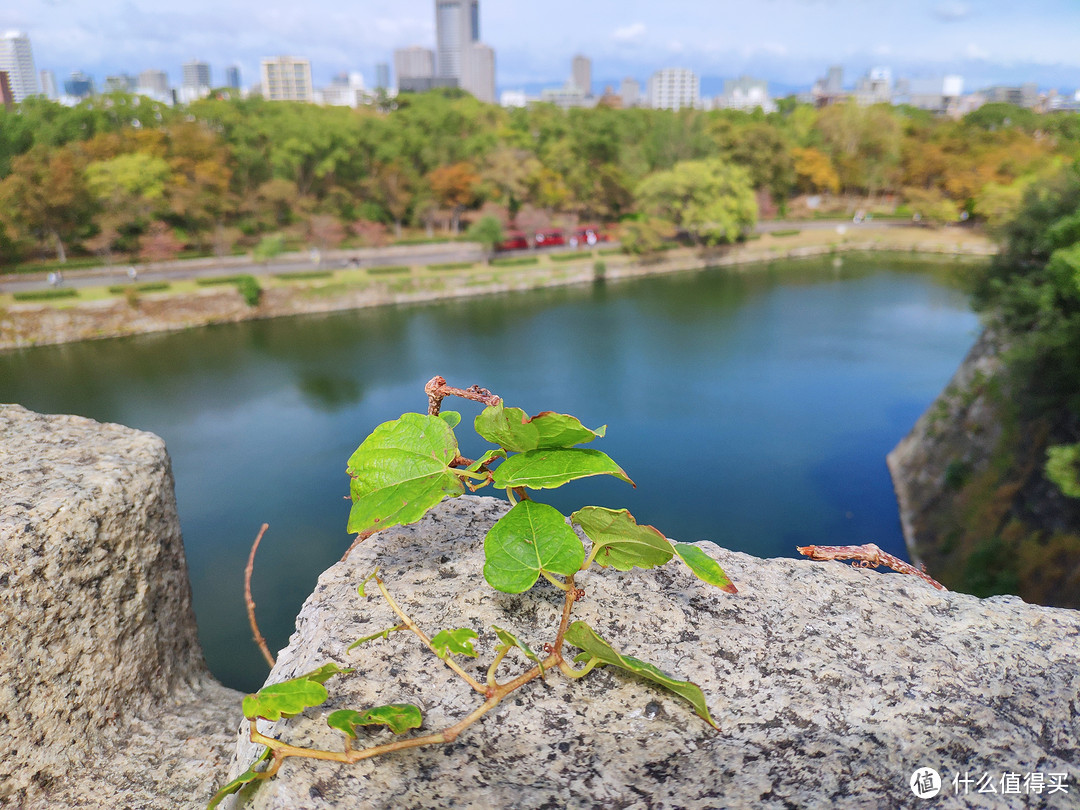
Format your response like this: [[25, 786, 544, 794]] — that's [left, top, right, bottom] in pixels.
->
[[6, 0, 1080, 95]]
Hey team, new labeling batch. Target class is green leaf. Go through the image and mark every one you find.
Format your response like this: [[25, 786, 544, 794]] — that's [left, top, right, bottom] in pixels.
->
[[326, 704, 423, 737], [241, 663, 351, 721], [467, 448, 506, 474], [438, 410, 461, 429], [491, 448, 634, 490], [483, 500, 585, 593], [430, 628, 479, 659], [347, 626, 403, 652], [572, 506, 675, 571], [564, 621, 718, 728], [205, 749, 271, 810], [346, 413, 465, 535], [491, 624, 546, 676], [475, 402, 606, 452], [673, 543, 738, 594]]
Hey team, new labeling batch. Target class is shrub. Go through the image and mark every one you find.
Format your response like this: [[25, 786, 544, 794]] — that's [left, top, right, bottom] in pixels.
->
[[367, 265, 411, 275], [491, 256, 539, 268], [13, 288, 79, 302]]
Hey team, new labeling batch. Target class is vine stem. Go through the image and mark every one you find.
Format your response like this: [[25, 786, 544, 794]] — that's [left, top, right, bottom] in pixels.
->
[[425, 375, 501, 416], [245, 523, 276, 669], [375, 575, 488, 695]]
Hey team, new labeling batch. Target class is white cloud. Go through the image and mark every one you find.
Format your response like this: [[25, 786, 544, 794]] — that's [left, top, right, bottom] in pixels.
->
[[933, 2, 971, 22], [965, 42, 989, 60], [611, 22, 646, 43]]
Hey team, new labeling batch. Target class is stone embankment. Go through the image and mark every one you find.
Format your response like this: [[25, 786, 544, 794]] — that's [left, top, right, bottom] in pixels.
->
[[0, 230, 996, 352], [4, 406, 1075, 809]]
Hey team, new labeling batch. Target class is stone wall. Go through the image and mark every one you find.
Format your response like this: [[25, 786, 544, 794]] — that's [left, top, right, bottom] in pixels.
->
[[225, 496, 1080, 810], [0, 405, 241, 809]]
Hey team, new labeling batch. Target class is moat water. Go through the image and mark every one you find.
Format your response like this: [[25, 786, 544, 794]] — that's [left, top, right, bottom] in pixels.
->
[[0, 254, 981, 690]]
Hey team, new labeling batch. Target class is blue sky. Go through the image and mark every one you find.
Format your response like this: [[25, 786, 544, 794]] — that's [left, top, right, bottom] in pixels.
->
[[9, 0, 1080, 94]]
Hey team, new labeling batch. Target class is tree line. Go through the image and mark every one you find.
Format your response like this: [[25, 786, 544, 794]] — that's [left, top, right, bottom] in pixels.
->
[[1, 88, 1077, 266]]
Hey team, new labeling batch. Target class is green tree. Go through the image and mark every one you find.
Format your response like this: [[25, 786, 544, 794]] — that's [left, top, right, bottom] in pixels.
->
[[635, 158, 757, 246], [466, 215, 504, 263]]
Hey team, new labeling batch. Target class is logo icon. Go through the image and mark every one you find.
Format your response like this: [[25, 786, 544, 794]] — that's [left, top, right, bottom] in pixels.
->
[[911, 767, 942, 799]]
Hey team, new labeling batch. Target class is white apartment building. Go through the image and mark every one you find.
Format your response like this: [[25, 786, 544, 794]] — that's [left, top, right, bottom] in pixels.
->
[[0, 31, 40, 102], [647, 67, 699, 111], [260, 57, 314, 102]]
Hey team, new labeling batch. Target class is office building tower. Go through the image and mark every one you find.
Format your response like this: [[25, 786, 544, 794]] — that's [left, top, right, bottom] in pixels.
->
[[620, 77, 641, 107], [105, 74, 137, 92], [647, 68, 699, 110], [0, 31, 40, 102], [226, 65, 241, 89], [395, 46, 435, 90], [138, 69, 169, 97], [571, 54, 591, 95], [435, 0, 479, 80], [63, 70, 95, 98], [320, 72, 364, 106], [260, 57, 313, 102], [39, 69, 57, 99], [375, 62, 389, 91], [460, 42, 495, 103], [181, 59, 211, 101]]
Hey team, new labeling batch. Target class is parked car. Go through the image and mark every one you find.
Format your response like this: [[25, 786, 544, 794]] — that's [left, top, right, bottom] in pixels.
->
[[533, 229, 566, 248], [497, 230, 530, 251]]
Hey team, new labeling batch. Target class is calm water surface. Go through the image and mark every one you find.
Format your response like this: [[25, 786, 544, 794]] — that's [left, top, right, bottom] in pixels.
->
[[0, 255, 980, 690]]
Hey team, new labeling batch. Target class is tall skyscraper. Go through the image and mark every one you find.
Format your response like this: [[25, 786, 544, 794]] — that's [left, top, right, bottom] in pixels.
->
[[571, 54, 591, 95], [138, 69, 169, 98], [460, 42, 495, 103], [395, 46, 435, 90], [39, 69, 57, 99], [375, 62, 389, 91], [620, 77, 641, 107], [225, 65, 241, 89], [260, 57, 313, 102], [181, 59, 211, 101], [0, 31, 40, 102], [435, 0, 479, 81]]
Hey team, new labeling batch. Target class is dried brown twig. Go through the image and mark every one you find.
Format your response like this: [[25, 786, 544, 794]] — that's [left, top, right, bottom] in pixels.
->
[[796, 543, 946, 590], [245, 523, 277, 668], [425, 375, 501, 416]]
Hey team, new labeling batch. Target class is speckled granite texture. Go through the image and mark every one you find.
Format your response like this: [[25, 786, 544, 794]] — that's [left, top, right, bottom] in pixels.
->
[[227, 496, 1080, 810], [0, 404, 241, 809]]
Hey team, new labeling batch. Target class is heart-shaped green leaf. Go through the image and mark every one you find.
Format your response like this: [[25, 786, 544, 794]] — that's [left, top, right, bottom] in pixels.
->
[[491, 448, 634, 490], [438, 410, 461, 429], [327, 704, 423, 737], [483, 500, 585, 593], [492, 624, 546, 676], [572, 506, 675, 571], [430, 628, 479, 659], [241, 663, 351, 722], [346, 413, 465, 535], [673, 543, 738, 594], [475, 402, 606, 452], [564, 621, 717, 728]]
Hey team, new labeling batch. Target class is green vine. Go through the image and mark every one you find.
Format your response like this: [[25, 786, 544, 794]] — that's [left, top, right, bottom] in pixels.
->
[[208, 376, 737, 808]]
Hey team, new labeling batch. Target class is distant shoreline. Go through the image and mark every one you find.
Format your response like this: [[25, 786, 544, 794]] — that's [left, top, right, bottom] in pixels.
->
[[0, 226, 996, 353]]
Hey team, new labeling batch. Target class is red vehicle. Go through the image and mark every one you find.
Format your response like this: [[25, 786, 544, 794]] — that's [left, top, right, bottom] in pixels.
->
[[533, 229, 566, 248], [497, 230, 529, 251], [571, 223, 609, 247]]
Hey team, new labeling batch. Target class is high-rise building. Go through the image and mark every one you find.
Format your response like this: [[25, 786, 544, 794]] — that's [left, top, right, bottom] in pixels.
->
[[105, 74, 137, 92], [460, 42, 495, 104], [63, 70, 95, 98], [138, 69, 170, 98], [647, 68, 699, 111], [395, 46, 436, 91], [225, 65, 241, 89], [0, 31, 40, 102], [260, 57, 313, 102], [181, 59, 211, 101], [571, 54, 591, 95], [375, 62, 389, 91], [435, 0, 479, 81], [39, 69, 57, 99], [620, 77, 641, 107]]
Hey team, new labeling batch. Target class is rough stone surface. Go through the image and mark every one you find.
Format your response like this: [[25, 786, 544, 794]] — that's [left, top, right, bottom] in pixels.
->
[[0, 404, 241, 808], [227, 496, 1080, 810]]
